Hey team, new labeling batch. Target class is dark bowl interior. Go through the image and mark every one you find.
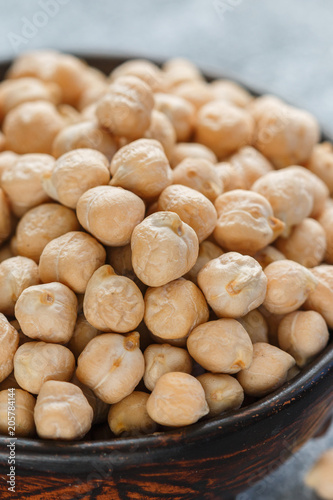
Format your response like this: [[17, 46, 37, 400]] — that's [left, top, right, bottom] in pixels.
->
[[0, 55, 332, 500]]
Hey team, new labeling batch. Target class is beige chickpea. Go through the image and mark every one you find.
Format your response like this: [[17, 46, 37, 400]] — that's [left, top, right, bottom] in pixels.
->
[[0, 151, 18, 182], [185, 240, 223, 285], [14, 342, 75, 394], [15, 282, 78, 344], [15, 203, 80, 263], [1, 153, 55, 217], [210, 79, 253, 108], [237, 342, 295, 397], [215, 161, 247, 192], [197, 253, 267, 318], [43, 149, 110, 209], [154, 92, 195, 142], [254, 246, 286, 269], [76, 67, 108, 111], [187, 319, 253, 374], [110, 59, 165, 93], [143, 344, 192, 391], [83, 265, 144, 333], [195, 100, 254, 159], [131, 211, 199, 287], [0, 256, 39, 316], [264, 260, 318, 315], [0, 388, 36, 437], [278, 310, 329, 367], [172, 80, 215, 110], [158, 184, 217, 243], [305, 449, 333, 500], [169, 142, 217, 168], [77, 185, 145, 246], [172, 157, 223, 202], [71, 373, 109, 425], [34, 380, 93, 440], [67, 315, 100, 359], [237, 309, 269, 344], [304, 265, 333, 328], [318, 206, 333, 264], [197, 373, 244, 417], [0, 188, 11, 245], [39, 231, 106, 294], [144, 110, 176, 158], [3, 101, 64, 155], [76, 332, 145, 404], [214, 190, 285, 254], [108, 391, 157, 436], [144, 278, 209, 341], [307, 142, 333, 195], [229, 146, 274, 188], [96, 75, 154, 139], [147, 372, 209, 427], [0, 314, 19, 383], [275, 218, 326, 268], [106, 244, 146, 293], [163, 58, 204, 89]]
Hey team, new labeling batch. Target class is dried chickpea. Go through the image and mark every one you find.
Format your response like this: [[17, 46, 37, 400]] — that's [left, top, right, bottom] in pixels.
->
[[172, 157, 223, 202], [144, 278, 209, 341], [318, 206, 333, 264], [229, 146, 274, 189], [187, 319, 253, 373], [263, 260, 318, 315], [143, 343, 192, 391], [0, 188, 11, 244], [0, 388, 36, 437], [214, 190, 285, 254], [77, 185, 145, 246], [304, 265, 333, 328], [197, 373, 244, 417], [83, 265, 144, 333], [197, 253, 267, 318], [143, 110, 176, 158], [39, 231, 106, 294], [0, 256, 39, 316], [237, 343, 295, 397], [163, 58, 204, 89], [210, 79, 253, 108], [67, 315, 100, 359], [307, 142, 333, 194], [131, 211, 199, 287], [110, 59, 165, 92], [195, 100, 254, 159], [15, 203, 80, 263], [76, 68, 108, 111], [34, 380, 93, 440], [278, 310, 329, 367], [76, 332, 145, 404], [71, 373, 109, 425], [154, 92, 195, 142], [0, 314, 19, 383], [275, 218, 326, 268], [254, 246, 286, 269], [0, 151, 18, 182], [146, 372, 209, 427], [108, 391, 157, 436], [96, 75, 154, 139], [215, 161, 247, 192], [169, 142, 217, 168], [173, 80, 214, 110], [15, 282, 78, 344], [106, 243, 146, 293], [305, 449, 333, 500], [259, 305, 286, 347], [286, 165, 329, 218], [158, 184, 217, 243], [237, 309, 269, 344], [14, 342, 75, 394], [185, 240, 223, 285]]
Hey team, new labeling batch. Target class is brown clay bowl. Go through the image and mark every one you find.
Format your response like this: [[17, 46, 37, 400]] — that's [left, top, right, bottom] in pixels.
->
[[0, 55, 332, 500]]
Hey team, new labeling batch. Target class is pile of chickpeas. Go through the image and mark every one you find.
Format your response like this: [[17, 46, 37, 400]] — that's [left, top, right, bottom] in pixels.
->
[[0, 50, 332, 441]]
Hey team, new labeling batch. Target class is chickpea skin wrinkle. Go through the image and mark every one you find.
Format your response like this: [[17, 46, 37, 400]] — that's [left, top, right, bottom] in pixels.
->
[[0, 388, 36, 437]]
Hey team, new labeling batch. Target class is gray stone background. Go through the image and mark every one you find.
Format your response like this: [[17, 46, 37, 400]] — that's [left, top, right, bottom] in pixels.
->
[[0, 0, 332, 498]]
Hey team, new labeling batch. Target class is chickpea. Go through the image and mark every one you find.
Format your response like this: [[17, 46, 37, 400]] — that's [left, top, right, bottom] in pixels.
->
[[0, 151, 18, 182], [76, 332, 145, 404], [83, 265, 144, 333], [278, 310, 329, 367], [275, 218, 326, 268], [197, 373, 244, 417], [110, 59, 165, 93], [214, 190, 285, 254], [250, 95, 319, 168], [0, 388, 36, 437], [143, 344, 192, 391], [318, 206, 333, 264], [71, 373, 109, 425], [144, 278, 208, 341], [195, 100, 254, 159], [15, 203, 80, 263], [237, 343, 295, 397], [229, 146, 274, 189], [237, 309, 269, 344], [163, 58, 204, 89], [154, 92, 195, 142], [96, 75, 154, 139], [172, 157, 223, 202], [15, 282, 78, 344], [77, 185, 145, 246], [146, 372, 209, 427], [305, 449, 333, 500], [144, 110, 176, 158], [210, 79, 253, 108], [254, 246, 286, 269], [215, 161, 247, 192], [197, 253, 267, 318], [187, 319, 253, 373], [39, 231, 106, 294], [107, 243, 146, 293], [173, 80, 214, 110], [169, 142, 217, 168], [304, 265, 333, 328], [131, 211, 199, 287], [307, 142, 333, 195], [108, 391, 157, 436], [0, 256, 40, 316], [0, 188, 11, 245], [14, 342, 75, 394], [75, 66, 108, 110], [286, 165, 329, 218], [263, 260, 318, 315], [0, 313, 19, 383], [259, 305, 286, 347], [67, 315, 100, 359], [185, 240, 223, 285], [158, 184, 217, 243], [34, 380, 93, 440]]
